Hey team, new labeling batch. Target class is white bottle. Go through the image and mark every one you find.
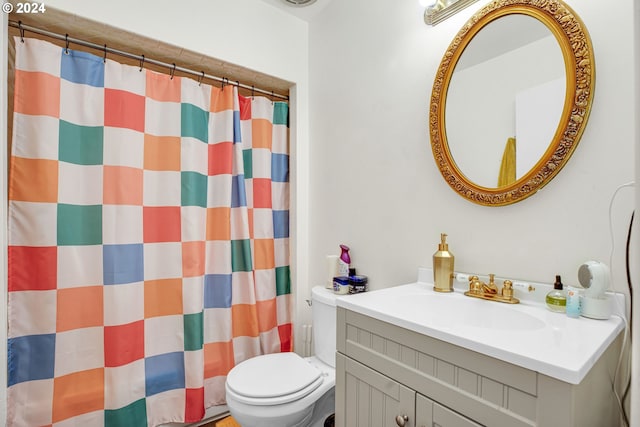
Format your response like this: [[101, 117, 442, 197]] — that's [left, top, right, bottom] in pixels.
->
[[325, 255, 339, 289]]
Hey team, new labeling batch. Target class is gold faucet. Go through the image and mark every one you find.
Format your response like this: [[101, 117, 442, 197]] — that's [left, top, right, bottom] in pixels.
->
[[464, 274, 519, 304]]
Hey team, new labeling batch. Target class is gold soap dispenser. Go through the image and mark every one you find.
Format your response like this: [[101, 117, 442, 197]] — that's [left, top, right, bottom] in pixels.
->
[[433, 233, 454, 292]]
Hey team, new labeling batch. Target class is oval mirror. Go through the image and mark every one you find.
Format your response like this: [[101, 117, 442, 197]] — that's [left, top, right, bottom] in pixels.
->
[[429, 0, 595, 206]]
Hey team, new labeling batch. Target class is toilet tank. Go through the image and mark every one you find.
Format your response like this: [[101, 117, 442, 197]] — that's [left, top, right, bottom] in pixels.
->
[[311, 286, 337, 368]]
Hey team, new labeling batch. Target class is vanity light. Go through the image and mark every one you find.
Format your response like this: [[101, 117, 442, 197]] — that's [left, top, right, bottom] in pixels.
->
[[423, 0, 480, 25]]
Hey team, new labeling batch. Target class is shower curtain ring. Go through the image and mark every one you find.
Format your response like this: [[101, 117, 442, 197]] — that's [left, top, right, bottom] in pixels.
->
[[170, 63, 176, 80], [103, 44, 107, 63], [251, 85, 255, 99], [198, 71, 204, 86], [18, 21, 24, 43], [65, 34, 69, 54], [139, 55, 145, 72]]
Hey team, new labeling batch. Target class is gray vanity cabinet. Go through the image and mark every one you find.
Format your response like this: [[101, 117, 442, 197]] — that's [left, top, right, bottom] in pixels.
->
[[336, 353, 414, 427], [337, 353, 481, 427], [335, 307, 622, 427]]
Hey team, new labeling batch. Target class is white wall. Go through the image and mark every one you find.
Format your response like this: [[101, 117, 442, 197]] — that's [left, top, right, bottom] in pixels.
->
[[516, 78, 566, 181], [308, 0, 637, 418], [41, 0, 307, 83], [308, 0, 635, 296]]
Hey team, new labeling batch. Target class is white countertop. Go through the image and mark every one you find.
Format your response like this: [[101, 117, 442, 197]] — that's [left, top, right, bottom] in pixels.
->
[[335, 270, 625, 384]]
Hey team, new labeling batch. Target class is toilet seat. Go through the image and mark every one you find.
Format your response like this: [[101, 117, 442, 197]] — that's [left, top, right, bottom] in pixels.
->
[[226, 352, 323, 406]]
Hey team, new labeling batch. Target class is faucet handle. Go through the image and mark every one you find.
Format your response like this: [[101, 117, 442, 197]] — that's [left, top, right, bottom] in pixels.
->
[[501, 280, 514, 299], [468, 276, 483, 294]]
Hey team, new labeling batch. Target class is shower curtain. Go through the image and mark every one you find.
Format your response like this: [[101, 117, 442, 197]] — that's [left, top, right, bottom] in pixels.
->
[[7, 37, 292, 427]]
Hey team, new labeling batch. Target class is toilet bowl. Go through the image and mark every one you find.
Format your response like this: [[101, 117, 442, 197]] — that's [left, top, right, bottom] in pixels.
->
[[225, 287, 337, 427]]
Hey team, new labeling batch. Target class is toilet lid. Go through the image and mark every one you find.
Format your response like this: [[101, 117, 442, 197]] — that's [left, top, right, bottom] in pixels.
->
[[226, 352, 323, 405]]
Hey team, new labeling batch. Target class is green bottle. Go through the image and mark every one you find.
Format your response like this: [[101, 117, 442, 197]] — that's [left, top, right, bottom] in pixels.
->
[[546, 275, 566, 312]]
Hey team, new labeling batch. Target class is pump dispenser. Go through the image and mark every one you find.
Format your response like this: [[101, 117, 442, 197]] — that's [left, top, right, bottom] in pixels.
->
[[433, 233, 454, 292]]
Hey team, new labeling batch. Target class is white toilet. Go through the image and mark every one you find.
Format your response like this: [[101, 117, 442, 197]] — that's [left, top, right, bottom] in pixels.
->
[[225, 286, 337, 427]]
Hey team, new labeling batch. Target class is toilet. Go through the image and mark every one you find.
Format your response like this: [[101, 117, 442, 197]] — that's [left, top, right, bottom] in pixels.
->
[[225, 286, 337, 427]]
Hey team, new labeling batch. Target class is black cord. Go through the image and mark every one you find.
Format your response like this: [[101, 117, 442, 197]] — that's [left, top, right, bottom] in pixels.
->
[[621, 210, 634, 424], [625, 211, 634, 336]]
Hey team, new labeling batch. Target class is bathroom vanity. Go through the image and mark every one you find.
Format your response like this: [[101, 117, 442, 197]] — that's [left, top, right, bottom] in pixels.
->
[[334, 269, 625, 427]]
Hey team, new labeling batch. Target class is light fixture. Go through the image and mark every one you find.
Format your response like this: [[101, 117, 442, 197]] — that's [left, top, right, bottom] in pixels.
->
[[281, 0, 318, 6], [423, 0, 479, 26]]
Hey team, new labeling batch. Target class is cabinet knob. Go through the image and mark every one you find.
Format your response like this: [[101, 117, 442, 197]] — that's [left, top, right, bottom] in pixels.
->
[[395, 414, 409, 426]]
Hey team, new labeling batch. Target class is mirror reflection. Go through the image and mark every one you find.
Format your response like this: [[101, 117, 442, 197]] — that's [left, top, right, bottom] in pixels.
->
[[429, 0, 595, 206], [446, 14, 566, 189]]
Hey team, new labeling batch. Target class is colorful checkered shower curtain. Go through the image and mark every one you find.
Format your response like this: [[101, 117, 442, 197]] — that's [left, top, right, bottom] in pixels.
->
[[7, 37, 292, 426]]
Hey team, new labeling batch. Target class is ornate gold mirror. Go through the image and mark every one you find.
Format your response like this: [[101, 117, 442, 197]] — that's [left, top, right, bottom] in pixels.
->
[[430, 0, 595, 206]]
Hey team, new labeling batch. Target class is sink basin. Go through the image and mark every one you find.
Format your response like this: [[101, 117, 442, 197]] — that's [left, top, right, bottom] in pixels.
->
[[384, 291, 545, 331], [460, 300, 546, 330]]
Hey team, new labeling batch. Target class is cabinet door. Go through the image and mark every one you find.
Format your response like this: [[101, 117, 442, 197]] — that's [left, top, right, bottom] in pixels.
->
[[336, 353, 415, 427], [416, 394, 482, 427]]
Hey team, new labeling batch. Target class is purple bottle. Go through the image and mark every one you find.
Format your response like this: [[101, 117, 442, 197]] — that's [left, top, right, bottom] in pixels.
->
[[338, 244, 350, 276]]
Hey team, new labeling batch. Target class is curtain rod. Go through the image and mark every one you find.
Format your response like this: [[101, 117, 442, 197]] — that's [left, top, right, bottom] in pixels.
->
[[8, 20, 289, 101]]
